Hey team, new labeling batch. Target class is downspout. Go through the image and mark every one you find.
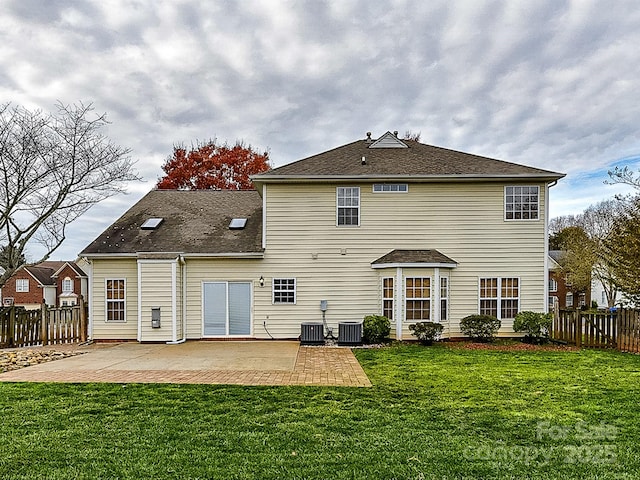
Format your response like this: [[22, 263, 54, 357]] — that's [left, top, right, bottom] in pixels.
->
[[166, 256, 187, 345], [544, 180, 558, 313], [85, 258, 93, 340]]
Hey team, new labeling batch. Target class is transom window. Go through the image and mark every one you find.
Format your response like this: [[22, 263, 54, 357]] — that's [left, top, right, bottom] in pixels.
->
[[16, 279, 29, 292], [337, 187, 360, 226], [505, 186, 539, 220], [405, 277, 431, 321], [479, 277, 519, 319], [382, 277, 394, 320], [373, 183, 408, 193], [106, 279, 126, 322], [273, 278, 296, 304]]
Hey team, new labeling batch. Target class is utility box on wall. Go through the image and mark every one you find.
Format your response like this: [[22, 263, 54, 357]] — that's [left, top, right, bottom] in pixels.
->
[[151, 307, 161, 328]]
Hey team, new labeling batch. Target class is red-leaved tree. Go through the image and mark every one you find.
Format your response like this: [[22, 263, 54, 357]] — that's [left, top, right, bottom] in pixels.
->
[[157, 140, 270, 190]]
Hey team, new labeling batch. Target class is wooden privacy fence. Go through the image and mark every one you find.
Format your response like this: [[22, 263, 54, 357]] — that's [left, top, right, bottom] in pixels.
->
[[0, 297, 87, 348], [553, 309, 640, 353]]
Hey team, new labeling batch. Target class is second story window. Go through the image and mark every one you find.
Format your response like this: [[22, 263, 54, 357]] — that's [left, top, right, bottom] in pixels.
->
[[16, 279, 29, 292], [337, 187, 360, 226], [62, 278, 73, 292], [505, 186, 539, 220]]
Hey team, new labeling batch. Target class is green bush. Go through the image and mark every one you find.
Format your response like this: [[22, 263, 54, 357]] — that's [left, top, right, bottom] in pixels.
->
[[363, 315, 391, 344], [513, 311, 553, 344], [459, 314, 501, 342], [408, 321, 444, 345]]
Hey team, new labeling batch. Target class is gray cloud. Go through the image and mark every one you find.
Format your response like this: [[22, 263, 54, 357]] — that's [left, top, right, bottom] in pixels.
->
[[2, 0, 639, 260]]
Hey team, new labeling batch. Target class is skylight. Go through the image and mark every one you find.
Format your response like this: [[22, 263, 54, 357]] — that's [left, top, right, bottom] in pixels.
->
[[229, 218, 247, 230], [141, 218, 164, 230]]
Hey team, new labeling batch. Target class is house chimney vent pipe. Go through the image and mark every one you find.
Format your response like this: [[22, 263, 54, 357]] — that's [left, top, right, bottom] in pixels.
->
[[361, 156, 366, 165], [394, 130, 398, 137], [366, 132, 372, 143]]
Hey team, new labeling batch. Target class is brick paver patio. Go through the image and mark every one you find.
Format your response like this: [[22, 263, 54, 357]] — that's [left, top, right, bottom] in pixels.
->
[[0, 344, 372, 387]]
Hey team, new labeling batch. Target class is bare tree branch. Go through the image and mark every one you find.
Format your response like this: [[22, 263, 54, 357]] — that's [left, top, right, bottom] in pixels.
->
[[0, 102, 140, 283]]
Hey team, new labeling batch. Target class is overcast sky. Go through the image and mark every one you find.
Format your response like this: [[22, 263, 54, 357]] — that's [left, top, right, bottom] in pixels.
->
[[2, 0, 640, 261]]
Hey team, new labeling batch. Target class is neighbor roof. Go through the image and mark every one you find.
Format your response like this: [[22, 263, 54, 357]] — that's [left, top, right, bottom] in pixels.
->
[[253, 132, 564, 183], [19, 261, 70, 286], [80, 190, 263, 256]]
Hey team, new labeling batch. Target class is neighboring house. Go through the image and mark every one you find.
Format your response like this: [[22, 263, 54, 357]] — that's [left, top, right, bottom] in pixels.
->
[[548, 250, 590, 310], [1, 261, 88, 309], [80, 131, 564, 342]]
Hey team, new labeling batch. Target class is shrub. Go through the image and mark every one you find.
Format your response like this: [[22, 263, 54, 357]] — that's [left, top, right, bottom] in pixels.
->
[[459, 314, 501, 342], [363, 315, 391, 344], [513, 311, 553, 344], [409, 321, 444, 345]]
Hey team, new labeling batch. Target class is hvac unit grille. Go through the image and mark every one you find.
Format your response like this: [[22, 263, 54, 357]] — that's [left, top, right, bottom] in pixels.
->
[[338, 322, 363, 346], [300, 322, 324, 345]]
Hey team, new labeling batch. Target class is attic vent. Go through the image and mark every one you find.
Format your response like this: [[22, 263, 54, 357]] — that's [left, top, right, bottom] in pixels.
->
[[369, 131, 408, 149], [229, 218, 247, 230], [141, 218, 164, 230]]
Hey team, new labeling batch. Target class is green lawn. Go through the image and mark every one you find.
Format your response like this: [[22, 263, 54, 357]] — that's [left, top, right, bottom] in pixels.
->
[[1, 344, 639, 479]]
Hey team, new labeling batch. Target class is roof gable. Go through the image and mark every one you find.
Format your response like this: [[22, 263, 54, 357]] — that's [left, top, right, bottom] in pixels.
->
[[368, 131, 408, 149]]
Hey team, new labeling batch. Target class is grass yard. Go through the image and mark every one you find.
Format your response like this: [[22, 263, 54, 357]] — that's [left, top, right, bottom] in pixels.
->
[[1, 344, 640, 479]]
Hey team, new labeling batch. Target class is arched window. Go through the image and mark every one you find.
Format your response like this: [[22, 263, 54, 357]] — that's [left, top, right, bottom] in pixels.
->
[[62, 277, 73, 292]]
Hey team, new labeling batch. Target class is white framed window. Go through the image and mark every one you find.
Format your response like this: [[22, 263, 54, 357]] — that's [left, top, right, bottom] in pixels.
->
[[382, 277, 394, 320], [505, 186, 539, 220], [549, 278, 557, 292], [337, 187, 360, 226], [405, 277, 431, 321], [549, 295, 557, 309], [440, 277, 449, 321], [373, 183, 408, 193], [16, 279, 29, 292], [479, 277, 519, 319], [273, 278, 296, 304], [62, 277, 73, 292], [106, 279, 126, 322], [566, 292, 574, 308]]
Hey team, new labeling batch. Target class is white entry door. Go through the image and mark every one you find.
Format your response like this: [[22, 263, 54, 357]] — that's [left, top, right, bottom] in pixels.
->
[[203, 282, 251, 336]]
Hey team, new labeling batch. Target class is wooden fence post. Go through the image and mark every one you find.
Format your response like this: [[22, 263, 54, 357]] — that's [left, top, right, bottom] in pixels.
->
[[574, 310, 582, 348], [8, 306, 15, 348], [78, 295, 87, 342], [40, 300, 48, 346]]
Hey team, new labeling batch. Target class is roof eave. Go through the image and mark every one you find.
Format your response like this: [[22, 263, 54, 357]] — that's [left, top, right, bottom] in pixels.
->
[[371, 262, 458, 269], [252, 173, 565, 184], [81, 252, 265, 260]]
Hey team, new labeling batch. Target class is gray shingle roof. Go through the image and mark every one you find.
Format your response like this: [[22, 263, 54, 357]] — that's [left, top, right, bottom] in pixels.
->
[[81, 190, 263, 256], [372, 249, 458, 267], [254, 133, 564, 181]]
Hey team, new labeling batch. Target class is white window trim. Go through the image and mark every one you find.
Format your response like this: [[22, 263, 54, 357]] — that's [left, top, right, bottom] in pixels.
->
[[478, 277, 520, 320], [16, 279, 29, 292], [336, 186, 360, 227], [272, 278, 296, 304], [440, 276, 449, 322], [549, 278, 558, 293], [504, 185, 540, 221], [404, 276, 432, 322], [373, 183, 408, 193], [105, 278, 126, 323], [62, 277, 74, 293], [382, 277, 394, 320]]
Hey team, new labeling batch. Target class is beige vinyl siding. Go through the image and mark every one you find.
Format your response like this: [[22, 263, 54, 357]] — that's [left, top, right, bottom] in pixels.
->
[[263, 181, 547, 338], [138, 260, 176, 342], [90, 259, 138, 340]]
